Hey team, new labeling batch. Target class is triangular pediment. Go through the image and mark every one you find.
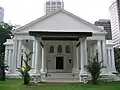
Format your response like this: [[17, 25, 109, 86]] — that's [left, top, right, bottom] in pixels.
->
[[15, 9, 105, 33]]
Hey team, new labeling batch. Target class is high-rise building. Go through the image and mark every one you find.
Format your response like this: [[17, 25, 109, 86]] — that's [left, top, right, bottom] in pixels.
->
[[94, 19, 112, 40], [0, 7, 4, 22], [109, 0, 120, 47], [45, 0, 64, 14]]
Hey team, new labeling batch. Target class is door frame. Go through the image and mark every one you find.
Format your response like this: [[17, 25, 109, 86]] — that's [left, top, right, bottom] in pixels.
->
[[56, 56, 64, 70]]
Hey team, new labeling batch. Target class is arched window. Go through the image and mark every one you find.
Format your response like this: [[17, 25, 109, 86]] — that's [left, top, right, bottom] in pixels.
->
[[65, 45, 70, 53], [57, 45, 62, 53], [49, 46, 54, 53]]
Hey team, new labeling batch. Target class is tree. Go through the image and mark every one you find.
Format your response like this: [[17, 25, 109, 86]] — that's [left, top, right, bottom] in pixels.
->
[[114, 48, 120, 72], [0, 22, 15, 55], [0, 22, 19, 81], [17, 52, 33, 85], [0, 54, 8, 81], [85, 55, 105, 84]]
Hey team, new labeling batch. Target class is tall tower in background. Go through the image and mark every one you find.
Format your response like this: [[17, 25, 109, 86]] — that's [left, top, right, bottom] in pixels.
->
[[94, 19, 112, 40], [45, 0, 64, 14], [0, 7, 4, 22], [109, 0, 120, 47]]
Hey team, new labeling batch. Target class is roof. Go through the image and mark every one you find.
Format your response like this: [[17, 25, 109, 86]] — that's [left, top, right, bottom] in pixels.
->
[[15, 8, 105, 33]]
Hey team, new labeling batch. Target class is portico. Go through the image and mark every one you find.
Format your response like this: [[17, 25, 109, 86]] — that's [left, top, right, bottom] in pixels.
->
[[4, 9, 117, 82], [29, 31, 92, 75]]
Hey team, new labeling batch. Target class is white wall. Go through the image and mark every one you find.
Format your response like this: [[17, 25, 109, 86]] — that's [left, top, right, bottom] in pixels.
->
[[45, 40, 73, 73], [18, 12, 100, 33]]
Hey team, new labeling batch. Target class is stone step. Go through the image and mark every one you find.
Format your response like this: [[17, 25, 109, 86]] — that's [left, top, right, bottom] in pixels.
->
[[44, 78, 80, 83], [46, 73, 78, 78]]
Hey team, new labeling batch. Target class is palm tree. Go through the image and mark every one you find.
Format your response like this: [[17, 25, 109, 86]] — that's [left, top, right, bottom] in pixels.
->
[[85, 55, 105, 84], [17, 52, 33, 85]]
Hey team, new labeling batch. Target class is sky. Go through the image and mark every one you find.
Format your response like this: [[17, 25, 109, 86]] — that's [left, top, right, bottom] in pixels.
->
[[0, 0, 112, 25]]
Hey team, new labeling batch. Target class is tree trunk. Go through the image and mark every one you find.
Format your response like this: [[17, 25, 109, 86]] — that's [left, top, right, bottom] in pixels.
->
[[24, 72, 30, 85], [0, 67, 5, 81]]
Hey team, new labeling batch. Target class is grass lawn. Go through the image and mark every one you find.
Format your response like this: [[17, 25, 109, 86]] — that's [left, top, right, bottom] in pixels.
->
[[0, 79, 120, 90]]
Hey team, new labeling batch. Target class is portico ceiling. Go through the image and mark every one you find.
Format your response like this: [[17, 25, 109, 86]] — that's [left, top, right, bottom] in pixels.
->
[[29, 31, 92, 40]]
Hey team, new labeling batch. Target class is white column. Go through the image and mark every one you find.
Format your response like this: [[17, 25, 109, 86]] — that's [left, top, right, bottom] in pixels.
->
[[90, 46, 93, 58], [76, 47, 79, 72], [22, 45, 27, 67], [4, 49, 8, 64], [41, 46, 47, 74], [12, 39, 18, 73], [97, 40, 102, 62], [78, 46, 81, 69], [72, 42, 76, 73], [34, 39, 40, 74], [17, 40, 22, 68], [80, 39, 85, 74], [93, 44, 97, 56], [32, 40, 36, 71], [83, 39, 88, 66], [8, 50, 12, 72], [102, 40, 108, 68], [111, 48, 116, 72], [108, 49, 111, 69], [37, 43, 42, 72], [72, 42, 79, 74]]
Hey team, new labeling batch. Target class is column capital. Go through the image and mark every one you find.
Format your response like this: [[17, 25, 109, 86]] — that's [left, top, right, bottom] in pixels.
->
[[13, 38, 17, 41], [35, 37, 44, 48], [79, 38, 86, 42], [35, 37, 41, 40]]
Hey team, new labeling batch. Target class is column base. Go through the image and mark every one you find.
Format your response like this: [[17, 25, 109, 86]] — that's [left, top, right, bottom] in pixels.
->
[[33, 70, 41, 74], [101, 68, 117, 75], [79, 69, 88, 75], [29, 69, 34, 74], [79, 74, 89, 83], [6, 73, 21, 78], [108, 68, 117, 74], [100, 68, 109, 75], [79, 69, 88, 82], [40, 68, 47, 74], [40, 69, 47, 82], [72, 68, 79, 74], [72, 68, 79, 79]]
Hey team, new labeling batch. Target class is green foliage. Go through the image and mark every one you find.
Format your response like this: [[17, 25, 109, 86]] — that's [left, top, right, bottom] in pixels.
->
[[0, 54, 8, 81], [17, 52, 33, 85], [0, 22, 15, 54], [85, 55, 105, 84], [114, 48, 120, 72]]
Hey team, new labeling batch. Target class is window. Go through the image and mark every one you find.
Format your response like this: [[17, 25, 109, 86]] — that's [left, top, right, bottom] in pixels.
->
[[65, 45, 70, 53], [57, 6, 61, 8], [57, 45, 62, 53], [57, 2, 61, 5], [52, 2, 56, 5], [46, 2, 50, 5], [49, 46, 54, 53]]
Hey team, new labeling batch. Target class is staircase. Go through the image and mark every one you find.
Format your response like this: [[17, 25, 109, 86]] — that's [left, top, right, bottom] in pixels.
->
[[42, 73, 79, 83]]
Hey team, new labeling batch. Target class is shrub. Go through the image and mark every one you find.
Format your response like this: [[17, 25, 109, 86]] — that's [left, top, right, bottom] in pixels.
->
[[114, 48, 120, 72], [85, 55, 105, 84]]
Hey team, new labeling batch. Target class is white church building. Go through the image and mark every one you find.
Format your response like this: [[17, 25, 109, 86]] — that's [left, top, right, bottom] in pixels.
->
[[4, 9, 117, 82]]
